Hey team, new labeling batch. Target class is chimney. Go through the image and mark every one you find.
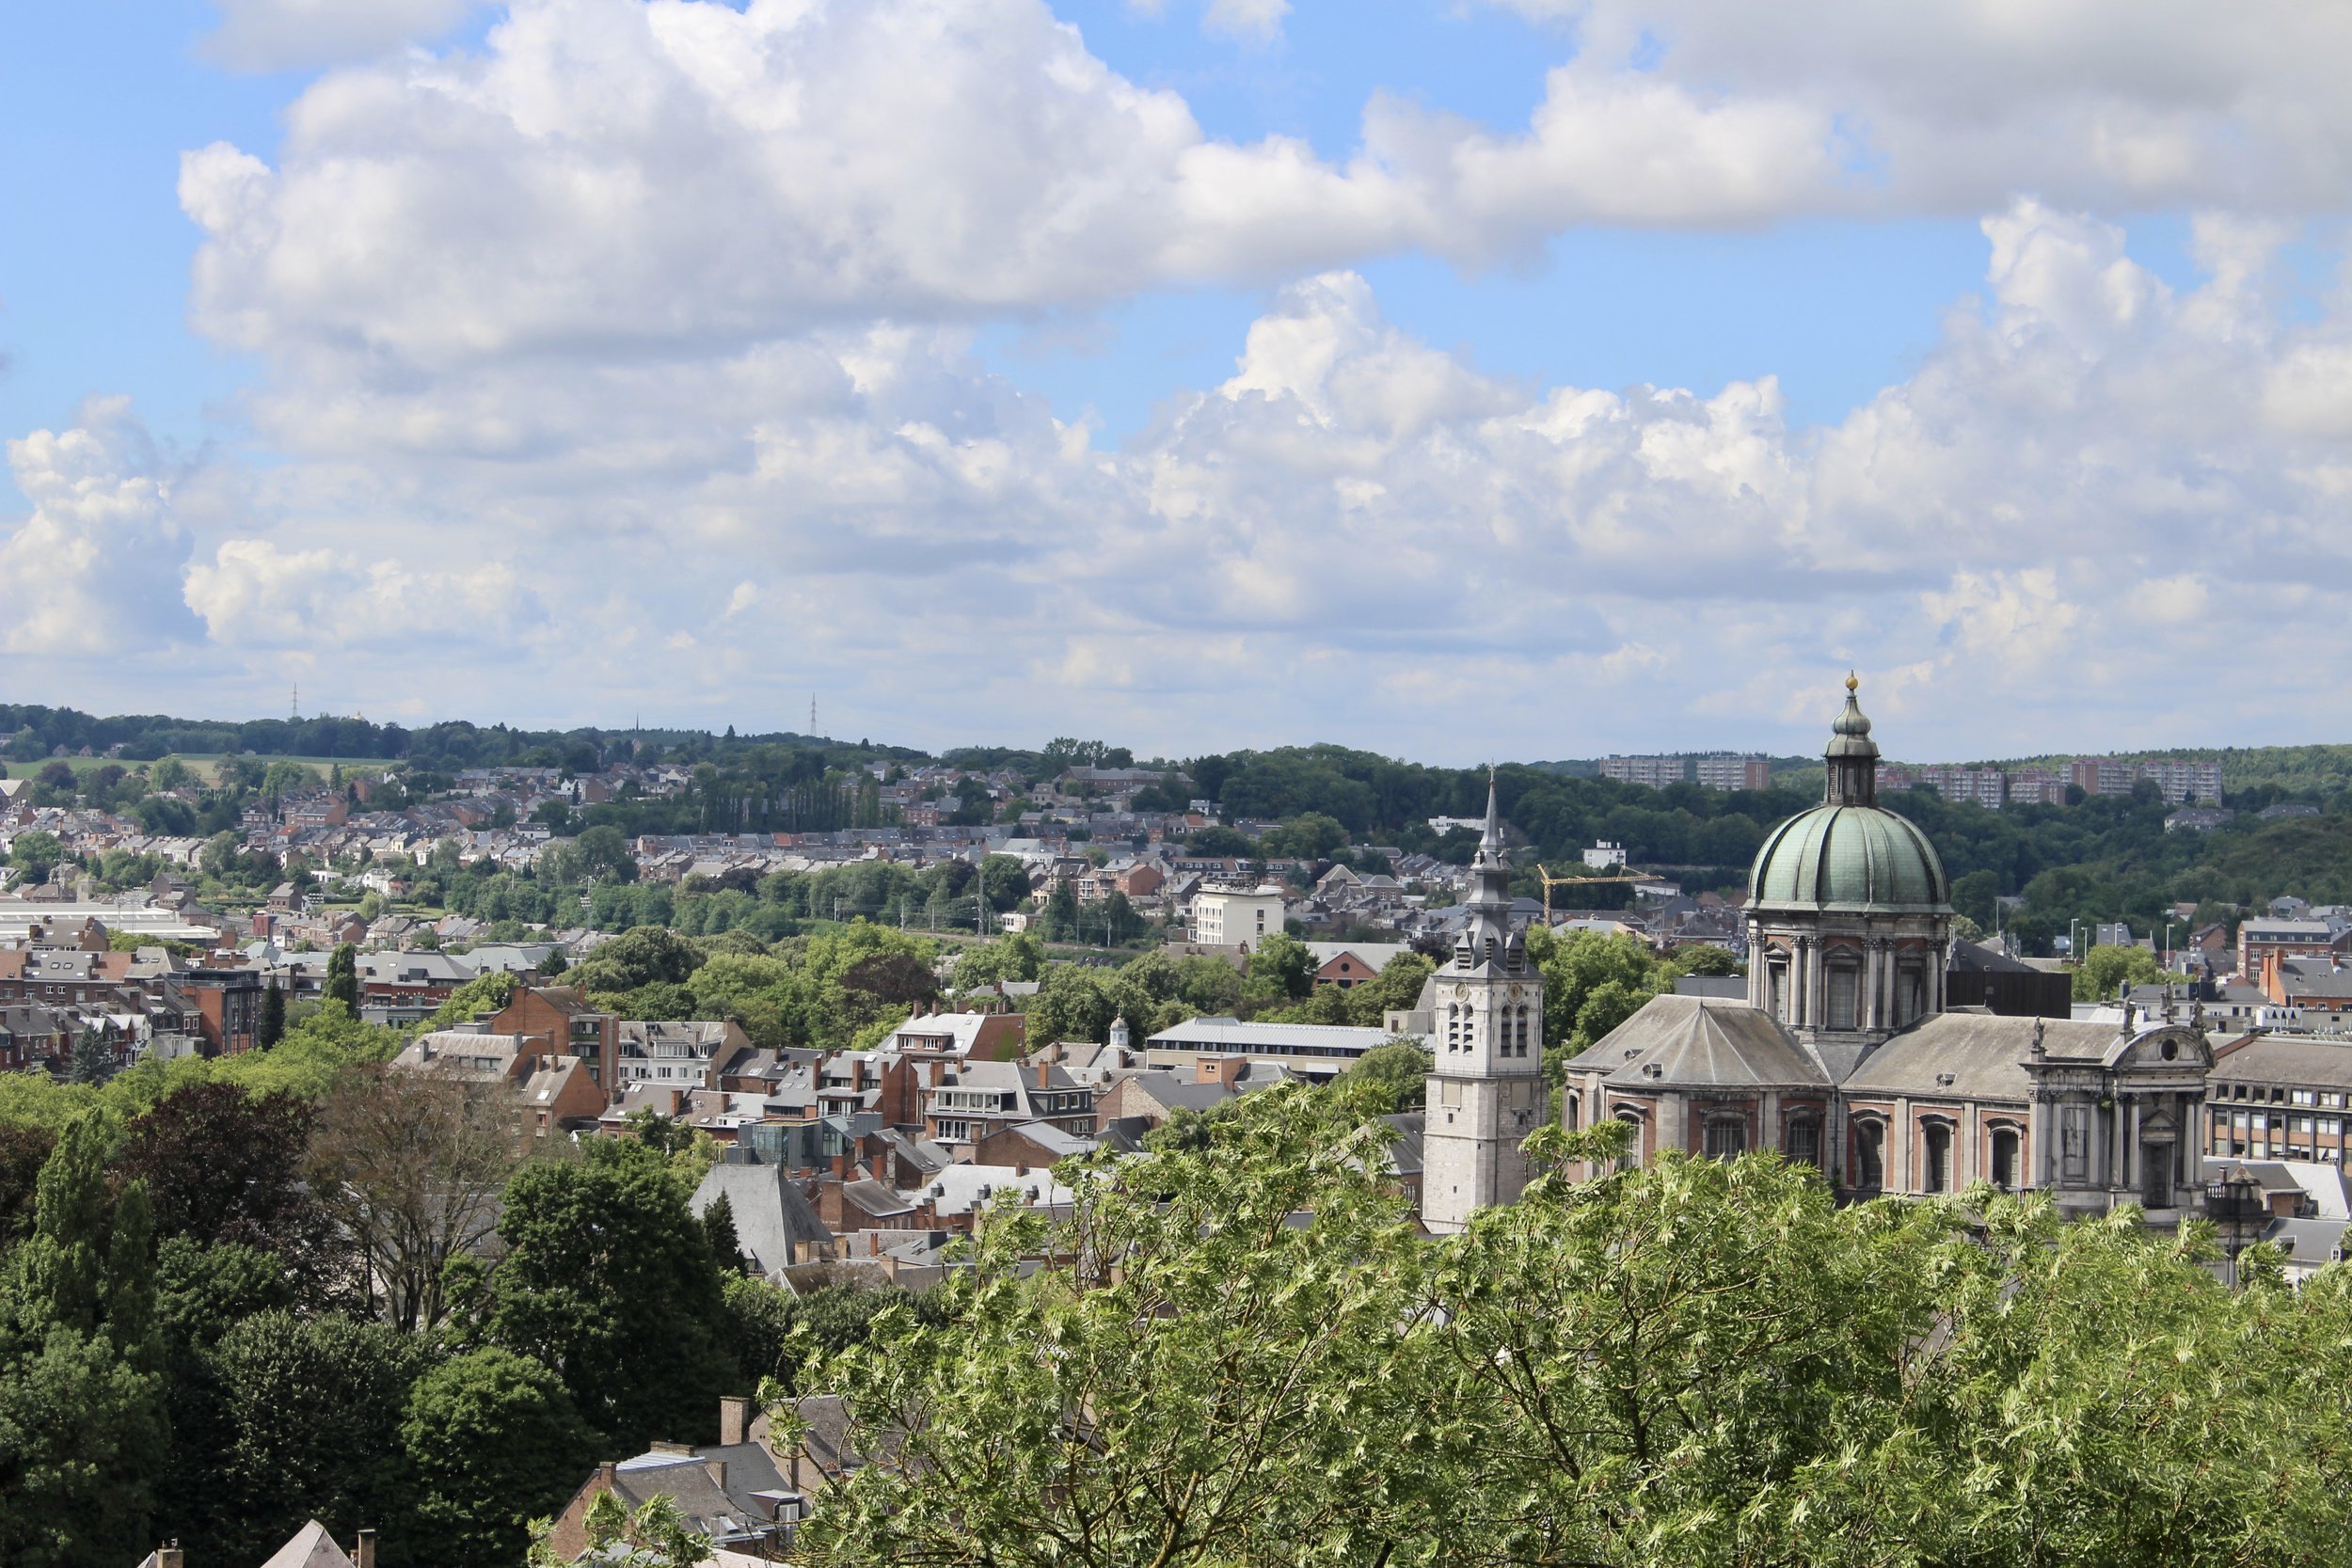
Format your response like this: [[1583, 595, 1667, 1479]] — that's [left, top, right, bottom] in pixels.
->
[[867, 1232, 880, 1256], [356, 1531, 376, 1568], [158, 1545, 183, 1568], [1036, 1059, 1049, 1088], [598, 1461, 618, 1492], [719, 1395, 751, 1447], [706, 1459, 729, 1493]]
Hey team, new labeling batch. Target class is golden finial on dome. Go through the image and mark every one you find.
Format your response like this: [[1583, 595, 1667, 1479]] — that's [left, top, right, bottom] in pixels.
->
[[1845, 671, 1858, 692]]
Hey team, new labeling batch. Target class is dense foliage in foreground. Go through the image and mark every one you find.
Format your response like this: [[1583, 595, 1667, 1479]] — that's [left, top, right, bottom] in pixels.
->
[[791, 1085, 2352, 1568]]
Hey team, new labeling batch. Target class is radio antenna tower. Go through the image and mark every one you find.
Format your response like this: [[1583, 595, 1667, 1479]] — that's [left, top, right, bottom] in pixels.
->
[[291, 683, 299, 720], [810, 693, 818, 737]]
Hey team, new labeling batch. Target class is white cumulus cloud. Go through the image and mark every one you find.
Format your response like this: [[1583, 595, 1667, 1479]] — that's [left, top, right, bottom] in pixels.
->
[[0, 399, 199, 656]]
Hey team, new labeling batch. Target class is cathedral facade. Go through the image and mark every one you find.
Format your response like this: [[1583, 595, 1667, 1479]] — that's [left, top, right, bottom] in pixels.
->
[[1558, 678, 2216, 1222]]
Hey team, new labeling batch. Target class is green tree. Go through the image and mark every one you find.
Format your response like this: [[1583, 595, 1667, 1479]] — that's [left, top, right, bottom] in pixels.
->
[[1025, 964, 1119, 1046], [1531, 927, 1663, 1054], [150, 755, 194, 791], [532, 1493, 708, 1568], [483, 1139, 736, 1451], [951, 931, 1046, 990], [787, 1084, 1431, 1567], [259, 978, 287, 1047], [404, 1348, 597, 1568], [1336, 1037, 1433, 1115], [1669, 944, 1740, 978], [117, 1083, 326, 1259], [572, 925, 704, 993], [1240, 931, 1315, 1006], [701, 1191, 746, 1275], [573, 824, 637, 884], [8, 830, 65, 884], [199, 1311, 431, 1567], [1040, 879, 1081, 942], [0, 1116, 168, 1568], [325, 942, 360, 1013], [2074, 942, 2166, 1002], [68, 1027, 117, 1085]]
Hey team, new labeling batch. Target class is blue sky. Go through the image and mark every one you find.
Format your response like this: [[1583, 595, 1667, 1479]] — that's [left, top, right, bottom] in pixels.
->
[[4, 0, 2351, 762]]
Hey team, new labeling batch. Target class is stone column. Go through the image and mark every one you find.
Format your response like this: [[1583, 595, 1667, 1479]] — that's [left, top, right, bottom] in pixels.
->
[[2027, 1093, 2050, 1190]]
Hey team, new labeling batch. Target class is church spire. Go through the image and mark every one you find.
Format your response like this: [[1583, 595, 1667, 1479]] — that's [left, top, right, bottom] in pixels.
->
[[1475, 767, 1502, 863]]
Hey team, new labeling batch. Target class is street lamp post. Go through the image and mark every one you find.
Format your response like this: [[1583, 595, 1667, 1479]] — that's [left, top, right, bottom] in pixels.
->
[[2204, 1168, 2260, 1289]]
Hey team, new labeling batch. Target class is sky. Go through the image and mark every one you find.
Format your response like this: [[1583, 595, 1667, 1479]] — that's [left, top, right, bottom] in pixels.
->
[[4, 0, 2351, 766]]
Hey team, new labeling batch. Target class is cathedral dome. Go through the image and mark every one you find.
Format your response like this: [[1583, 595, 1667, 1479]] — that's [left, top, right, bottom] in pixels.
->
[[1747, 674, 1951, 914], [1748, 802, 1949, 913]]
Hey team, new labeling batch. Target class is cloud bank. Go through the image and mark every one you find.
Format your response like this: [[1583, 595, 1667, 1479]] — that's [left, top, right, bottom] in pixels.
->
[[11, 0, 2352, 756]]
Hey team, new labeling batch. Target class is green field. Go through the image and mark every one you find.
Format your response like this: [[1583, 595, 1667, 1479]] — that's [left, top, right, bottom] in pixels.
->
[[4, 753, 395, 786]]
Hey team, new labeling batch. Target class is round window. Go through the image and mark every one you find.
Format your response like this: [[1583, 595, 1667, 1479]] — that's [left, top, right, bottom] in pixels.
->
[[2161, 1038, 2179, 1061]]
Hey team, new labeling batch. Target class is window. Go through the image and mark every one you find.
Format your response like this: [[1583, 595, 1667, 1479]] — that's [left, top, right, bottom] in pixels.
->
[[1564, 1093, 1580, 1131], [1827, 964, 1859, 1030], [1990, 1127, 2020, 1191], [1770, 962, 1788, 1022], [1704, 1117, 1746, 1160], [1923, 1122, 1952, 1195], [1854, 1119, 1884, 1188], [2060, 1105, 2090, 1181], [1786, 1117, 1820, 1169], [2294, 1089, 2318, 1106], [1615, 1111, 1645, 1170]]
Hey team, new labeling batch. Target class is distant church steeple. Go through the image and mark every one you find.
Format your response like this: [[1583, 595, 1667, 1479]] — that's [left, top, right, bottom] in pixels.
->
[[1422, 767, 1546, 1234]]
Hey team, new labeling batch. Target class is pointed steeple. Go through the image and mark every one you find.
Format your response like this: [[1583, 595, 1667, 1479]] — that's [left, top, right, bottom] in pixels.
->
[[1474, 767, 1503, 865]]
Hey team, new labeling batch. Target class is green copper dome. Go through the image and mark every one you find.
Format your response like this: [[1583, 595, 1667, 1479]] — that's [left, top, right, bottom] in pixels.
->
[[1747, 674, 1951, 914], [1748, 803, 1950, 913]]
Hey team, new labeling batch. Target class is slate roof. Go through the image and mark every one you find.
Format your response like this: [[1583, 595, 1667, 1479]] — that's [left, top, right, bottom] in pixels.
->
[[1838, 1012, 2056, 1101], [693, 1160, 834, 1276], [2212, 1033, 2352, 1087], [1590, 995, 1830, 1088], [256, 1522, 357, 1568]]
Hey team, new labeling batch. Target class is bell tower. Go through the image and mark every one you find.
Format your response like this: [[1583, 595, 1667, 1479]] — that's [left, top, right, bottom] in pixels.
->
[[1421, 772, 1548, 1234]]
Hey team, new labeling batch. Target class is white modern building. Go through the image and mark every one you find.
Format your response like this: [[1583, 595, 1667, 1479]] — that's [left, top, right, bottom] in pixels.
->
[[1187, 883, 1288, 949]]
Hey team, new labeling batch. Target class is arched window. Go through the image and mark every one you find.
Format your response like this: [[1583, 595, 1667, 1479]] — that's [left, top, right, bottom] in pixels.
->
[[1563, 1092, 1581, 1131], [1898, 961, 1926, 1024], [1514, 1006, 1532, 1056], [1853, 1118, 1884, 1190], [1769, 960, 1789, 1022], [1614, 1110, 1645, 1171], [1922, 1121, 1952, 1194], [1445, 1004, 1462, 1052], [1989, 1126, 2019, 1191]]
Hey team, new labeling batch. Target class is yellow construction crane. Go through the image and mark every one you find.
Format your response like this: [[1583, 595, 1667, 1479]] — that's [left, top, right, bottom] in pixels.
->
[[1534, 863, 1647, 925]]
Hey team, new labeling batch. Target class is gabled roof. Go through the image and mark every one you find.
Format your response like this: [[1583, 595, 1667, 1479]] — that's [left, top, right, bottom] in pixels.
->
[[1589, 995, 1830, 1088], [256, 1522, 357, 1568], [694, 1160, 834, 1275]]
